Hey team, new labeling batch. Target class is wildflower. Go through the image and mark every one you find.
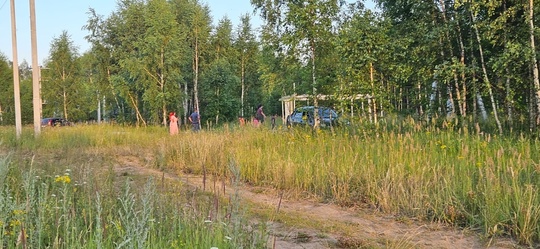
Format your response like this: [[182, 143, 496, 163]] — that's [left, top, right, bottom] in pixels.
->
[[224, 236, 232, 241], [476, 162, 482, 167], [12, 210, 25, 216], [10, 219, 21, 227], [440, 145, 447, 149], [55, 175, 71, 184]]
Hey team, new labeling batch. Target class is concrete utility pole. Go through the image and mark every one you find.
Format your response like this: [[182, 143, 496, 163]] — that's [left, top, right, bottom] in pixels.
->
[[11, 0, 22, 139], [29, 0, 41, 137]]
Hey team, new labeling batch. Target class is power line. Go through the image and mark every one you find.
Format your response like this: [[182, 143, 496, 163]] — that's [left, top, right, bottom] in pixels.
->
[[0, 0, 8, 10]]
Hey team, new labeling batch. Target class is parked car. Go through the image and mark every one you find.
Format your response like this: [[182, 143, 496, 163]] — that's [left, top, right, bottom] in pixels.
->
[[41, 117, 69, 127], [286, 106, 341, 128]]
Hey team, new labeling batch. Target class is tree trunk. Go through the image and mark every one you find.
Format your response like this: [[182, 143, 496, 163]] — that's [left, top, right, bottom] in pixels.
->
[[183, 81, 188, 126], [97, 94, 101, 124], [456, 17, 467, 116], [476, 93, 488, 121], [63, 89, 68, 120], [502, 1, 513, 125], [528, 0, 540, 126], [241, 54, 245, 117], [505, 70, 513, 124], [438, 0, 464, 117], [310, 38, 320, 129], [428, 81, 438, 122], [471, 11, 503, 134], [62, 68, 68, 120], [194, 32, 200, 114], [370, 62, 377, 124], [128, 92, 146, 127], [160, 48, 167, 126]]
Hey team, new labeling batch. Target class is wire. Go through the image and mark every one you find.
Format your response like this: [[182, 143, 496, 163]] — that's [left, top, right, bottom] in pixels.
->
[[0, 0, 7, 10]]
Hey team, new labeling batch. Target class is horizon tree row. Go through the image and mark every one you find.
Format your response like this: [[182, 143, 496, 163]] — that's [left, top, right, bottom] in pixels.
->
[[2, 0, 540, 134]]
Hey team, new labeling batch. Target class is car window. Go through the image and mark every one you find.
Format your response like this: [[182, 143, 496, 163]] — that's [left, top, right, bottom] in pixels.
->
[[319, 108, 336, 117]]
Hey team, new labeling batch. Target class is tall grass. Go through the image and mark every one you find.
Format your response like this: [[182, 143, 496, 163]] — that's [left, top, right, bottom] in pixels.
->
[[0, 125, 266, 249], [1, 119, 540, 246], [170, 121, 540, 246]]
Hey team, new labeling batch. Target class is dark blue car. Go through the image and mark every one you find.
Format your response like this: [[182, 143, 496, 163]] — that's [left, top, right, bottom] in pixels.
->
[[286, 106, 340, 127], [41, 117, 69, 127]]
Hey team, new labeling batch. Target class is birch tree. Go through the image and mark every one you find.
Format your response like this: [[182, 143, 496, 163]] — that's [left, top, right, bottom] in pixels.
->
[[43, 31, 79, 120], [172, 0, 212, 120], [528, 0, 540, 126], [252, 0, 343, 129], [234, 14, 258, 117], [136, 0, 185, 125]]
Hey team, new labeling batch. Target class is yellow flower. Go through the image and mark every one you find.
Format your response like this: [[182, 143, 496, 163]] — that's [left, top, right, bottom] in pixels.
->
[[55, 175, 71, 184], [12, 210, 25, 216], [10, 219, 21, 227]]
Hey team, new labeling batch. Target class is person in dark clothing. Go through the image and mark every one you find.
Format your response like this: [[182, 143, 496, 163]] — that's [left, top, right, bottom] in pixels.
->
[[189, 108, 201, 132], [255, 104, 266, 127]]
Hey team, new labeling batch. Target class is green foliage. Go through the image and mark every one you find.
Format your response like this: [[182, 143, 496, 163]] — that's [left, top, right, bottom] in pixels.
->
[[42, 31, 81, 121], [200, 59, 241, 124], [4, 0, 540, 135], [0, 54, 15, 125]]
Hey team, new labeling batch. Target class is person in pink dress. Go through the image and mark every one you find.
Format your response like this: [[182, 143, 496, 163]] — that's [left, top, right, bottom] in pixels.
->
[[169, 112, 179, 135]]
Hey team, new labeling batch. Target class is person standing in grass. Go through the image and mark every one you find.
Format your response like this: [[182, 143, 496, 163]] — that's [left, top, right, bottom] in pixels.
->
[[255, 104, 266, 127], [169, 112, 179, 135], [271, 114, 277, 129], [189, 108, 201, 132]]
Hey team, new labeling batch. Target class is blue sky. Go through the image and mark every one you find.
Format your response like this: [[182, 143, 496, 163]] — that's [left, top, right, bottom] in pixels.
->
[[0, 0, 375, 64]]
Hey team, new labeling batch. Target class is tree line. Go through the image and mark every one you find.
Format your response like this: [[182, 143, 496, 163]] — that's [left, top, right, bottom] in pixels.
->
[[1, 0, 540, 133]]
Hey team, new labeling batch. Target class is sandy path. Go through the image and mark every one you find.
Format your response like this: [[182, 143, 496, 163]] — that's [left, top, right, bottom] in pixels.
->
[[115, 158, 521, 249]]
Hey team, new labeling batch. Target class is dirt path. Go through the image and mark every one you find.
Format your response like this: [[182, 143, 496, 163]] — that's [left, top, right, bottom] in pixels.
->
[[115, 158, 521, 249]]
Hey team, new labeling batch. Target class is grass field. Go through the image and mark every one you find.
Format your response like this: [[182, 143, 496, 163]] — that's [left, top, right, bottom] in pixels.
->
[[1, 119, 539, 247]]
